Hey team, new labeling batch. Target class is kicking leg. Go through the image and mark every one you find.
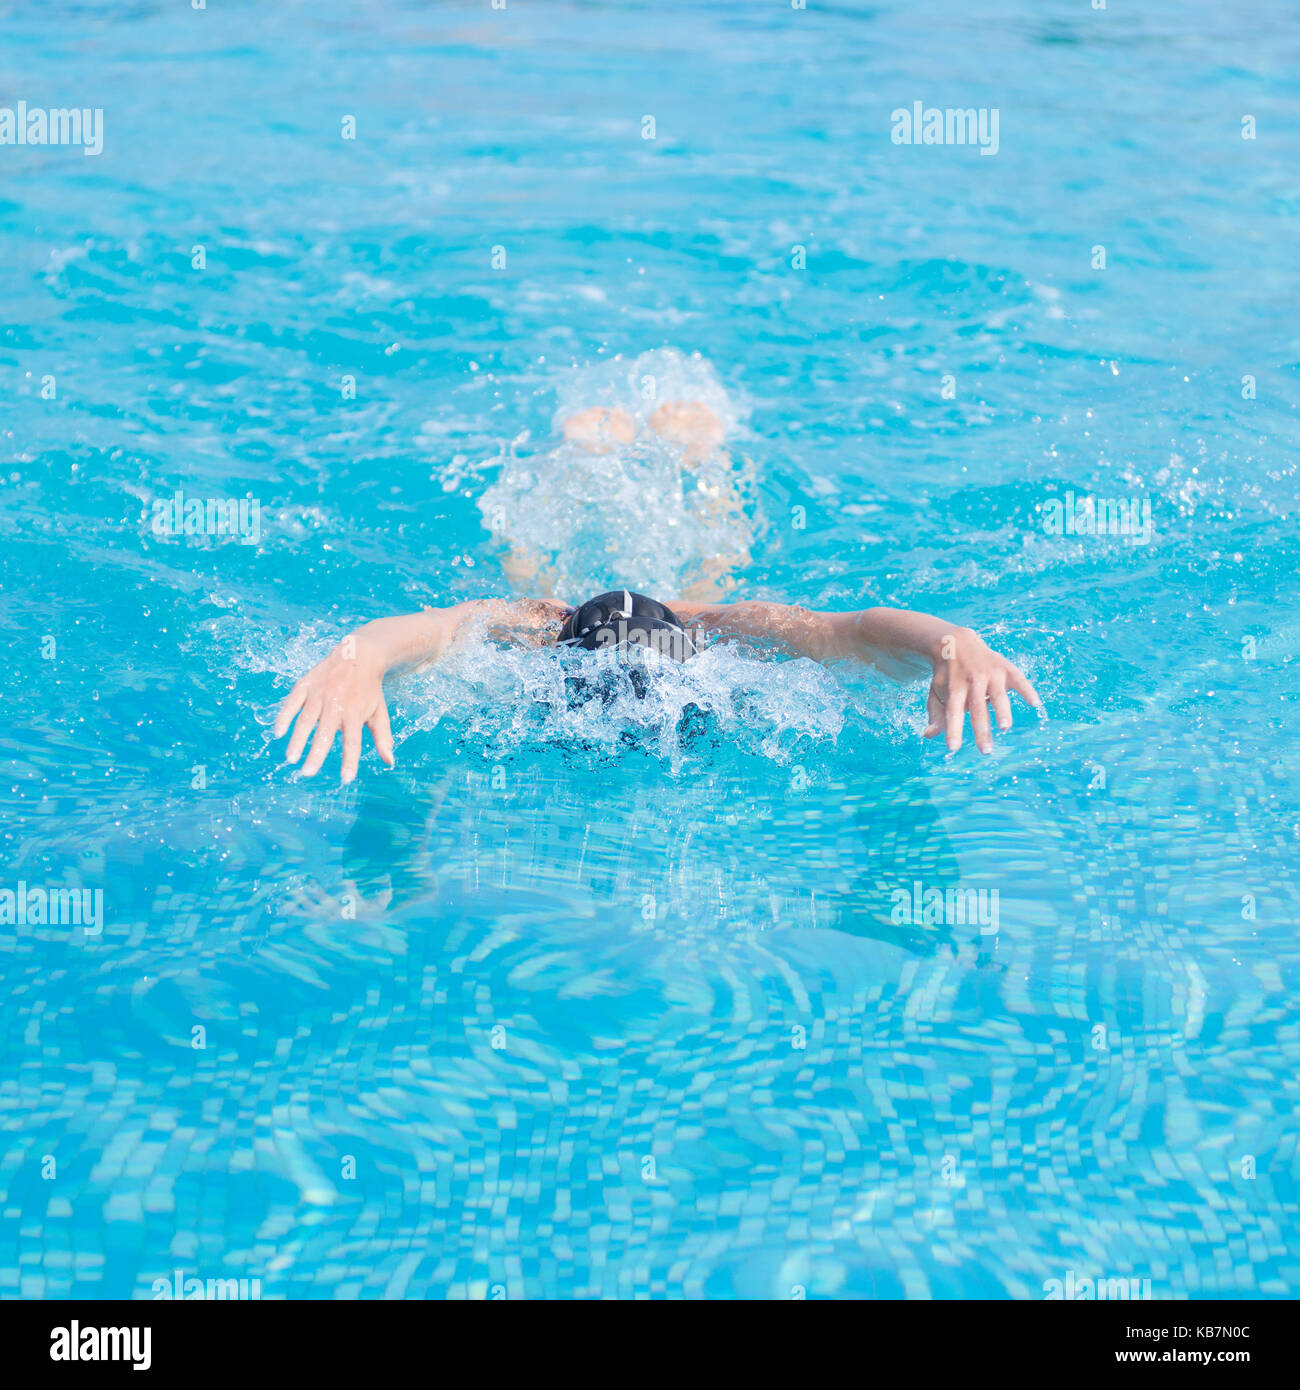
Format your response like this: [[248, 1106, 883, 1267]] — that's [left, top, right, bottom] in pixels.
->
[[649, 399, 749, 599], [648, 399, 726, 463], [502, 541, 559, 599], [560, 405, 636, 453]]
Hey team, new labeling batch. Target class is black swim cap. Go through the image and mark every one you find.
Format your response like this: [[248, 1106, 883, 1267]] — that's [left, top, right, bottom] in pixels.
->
[[557, 589, 698, 663]]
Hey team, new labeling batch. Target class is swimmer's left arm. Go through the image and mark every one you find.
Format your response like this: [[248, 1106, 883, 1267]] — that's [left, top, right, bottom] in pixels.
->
[[672, 600, 1041, 754]]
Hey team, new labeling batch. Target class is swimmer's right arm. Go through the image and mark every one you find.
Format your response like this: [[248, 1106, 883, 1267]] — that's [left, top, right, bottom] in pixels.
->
[[273, 599, 564, 782]]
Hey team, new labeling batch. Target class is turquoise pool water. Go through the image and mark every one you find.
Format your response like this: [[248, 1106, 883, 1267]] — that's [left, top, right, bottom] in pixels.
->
[[2, 0, 1298, 1299]]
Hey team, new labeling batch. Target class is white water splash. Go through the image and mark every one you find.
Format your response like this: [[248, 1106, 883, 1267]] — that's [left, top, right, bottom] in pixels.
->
[[396, 634, 849, 771], [548, 347, 745, 439], [475, 348, 757, 599]]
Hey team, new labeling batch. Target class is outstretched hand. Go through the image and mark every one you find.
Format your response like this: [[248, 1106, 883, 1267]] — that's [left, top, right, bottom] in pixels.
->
[[923, 627, 1041, 754], [273, 634, 395, 783]]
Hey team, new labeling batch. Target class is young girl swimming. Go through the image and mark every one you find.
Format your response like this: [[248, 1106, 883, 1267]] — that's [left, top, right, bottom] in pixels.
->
[[273, 588, 1041, 783], [274, 388, 1041, 782]]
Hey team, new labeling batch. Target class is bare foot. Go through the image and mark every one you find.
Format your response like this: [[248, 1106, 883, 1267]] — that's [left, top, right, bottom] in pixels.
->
[[502, 542, 558, 598], [648, 399, 725, 463], [561, 406, 637, 454]]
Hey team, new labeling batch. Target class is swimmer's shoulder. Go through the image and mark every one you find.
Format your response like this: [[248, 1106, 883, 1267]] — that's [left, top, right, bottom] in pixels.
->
[[470, 597, 568, 648]]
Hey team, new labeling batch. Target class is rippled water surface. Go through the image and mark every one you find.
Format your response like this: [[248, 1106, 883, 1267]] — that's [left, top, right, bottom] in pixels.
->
[[2, 0, 1299, 1298]]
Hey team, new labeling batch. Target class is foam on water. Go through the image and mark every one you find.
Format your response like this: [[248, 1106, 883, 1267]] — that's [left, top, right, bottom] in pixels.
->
[[398, 631, 851, 771]]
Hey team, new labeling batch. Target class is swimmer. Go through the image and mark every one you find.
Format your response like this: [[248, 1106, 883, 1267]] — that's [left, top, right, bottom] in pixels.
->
[[273, 588, 1042, 783]]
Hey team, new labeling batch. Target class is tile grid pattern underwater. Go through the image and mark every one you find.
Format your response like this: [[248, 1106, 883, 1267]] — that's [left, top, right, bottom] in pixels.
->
[[2, 0, 1299, 1297]]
